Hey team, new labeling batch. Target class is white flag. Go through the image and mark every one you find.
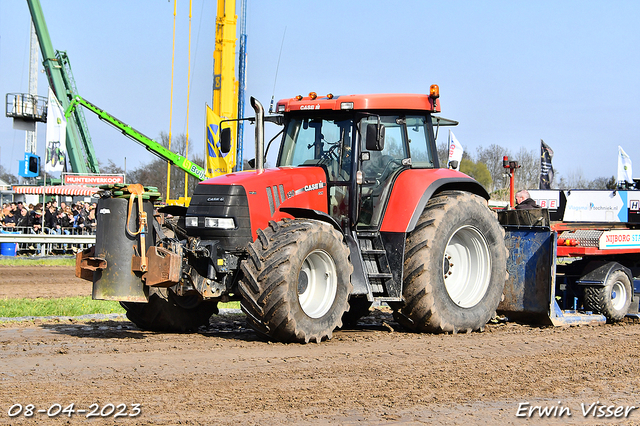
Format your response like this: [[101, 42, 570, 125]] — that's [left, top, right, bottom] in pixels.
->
[[618, 145, 633, 185], [448, 130, 463, 170], [45, 88, 67, 174]]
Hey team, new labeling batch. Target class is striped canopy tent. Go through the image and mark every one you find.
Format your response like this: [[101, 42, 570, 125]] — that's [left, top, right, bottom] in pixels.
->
[[12, 185, 99, 196]]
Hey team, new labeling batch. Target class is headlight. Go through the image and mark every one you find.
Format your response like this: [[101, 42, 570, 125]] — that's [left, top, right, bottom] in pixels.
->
[[205, 217, 235, 229], [186, 217, 198, 227]]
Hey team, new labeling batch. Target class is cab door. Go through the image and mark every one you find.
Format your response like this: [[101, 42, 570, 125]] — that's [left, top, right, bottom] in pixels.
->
[[357, 116, 409, 229]]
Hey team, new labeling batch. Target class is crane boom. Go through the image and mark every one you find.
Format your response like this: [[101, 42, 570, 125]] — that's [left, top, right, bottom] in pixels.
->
[[65, 96, 206, 181], [209, 0, 238, 177], [26, 0, 99, 174]]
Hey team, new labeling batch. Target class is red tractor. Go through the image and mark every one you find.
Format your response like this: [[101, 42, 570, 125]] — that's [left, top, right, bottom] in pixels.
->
[[79, 86, 507, 343]]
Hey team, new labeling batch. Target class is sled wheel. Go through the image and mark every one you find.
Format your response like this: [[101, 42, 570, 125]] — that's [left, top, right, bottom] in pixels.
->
[[121, 288, 218, 332], [584, 269, 632, 322], [395, 191, 507, 334], [239, 219, 353, 343]]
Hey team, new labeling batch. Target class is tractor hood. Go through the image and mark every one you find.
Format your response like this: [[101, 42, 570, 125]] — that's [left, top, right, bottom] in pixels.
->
[[193, 167, 329, 242]]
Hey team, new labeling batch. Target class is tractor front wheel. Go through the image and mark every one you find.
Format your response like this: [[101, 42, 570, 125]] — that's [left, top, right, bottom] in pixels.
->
[[121, 288, 218, 332], [239, 219, 353, 343]]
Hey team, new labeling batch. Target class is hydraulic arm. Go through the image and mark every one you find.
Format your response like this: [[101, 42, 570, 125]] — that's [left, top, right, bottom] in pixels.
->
[[65, 95, 206, 181]]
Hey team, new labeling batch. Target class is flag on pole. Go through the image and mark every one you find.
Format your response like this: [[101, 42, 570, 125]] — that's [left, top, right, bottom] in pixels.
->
[[45, 88, 67, 174], [205, 105, 236, 178], [618, 145, 633, 185], [447, 130, 463, 170], [540, 139, 554, 190]]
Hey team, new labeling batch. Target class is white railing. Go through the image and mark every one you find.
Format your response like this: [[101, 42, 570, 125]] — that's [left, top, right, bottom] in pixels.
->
[[0, 227, 95, 256]]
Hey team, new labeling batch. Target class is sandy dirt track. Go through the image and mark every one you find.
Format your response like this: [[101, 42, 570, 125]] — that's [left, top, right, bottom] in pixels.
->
[[2, 265, 640, 425], [0, 265, 91, 299]]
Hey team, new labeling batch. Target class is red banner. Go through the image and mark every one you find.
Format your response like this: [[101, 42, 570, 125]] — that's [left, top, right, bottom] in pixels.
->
[[63, 174, 124, 186]]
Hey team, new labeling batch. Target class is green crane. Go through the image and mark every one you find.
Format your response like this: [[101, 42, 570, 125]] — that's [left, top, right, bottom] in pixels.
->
[[65, 95, 206, 181], [26, 0, 100, 173]]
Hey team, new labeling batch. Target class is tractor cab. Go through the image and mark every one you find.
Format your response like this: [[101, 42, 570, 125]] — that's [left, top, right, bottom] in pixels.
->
[[275, 102, 456, 231]]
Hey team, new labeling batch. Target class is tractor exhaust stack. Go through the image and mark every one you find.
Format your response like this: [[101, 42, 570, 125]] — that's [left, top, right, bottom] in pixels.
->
[[250, 96, 265, 172]]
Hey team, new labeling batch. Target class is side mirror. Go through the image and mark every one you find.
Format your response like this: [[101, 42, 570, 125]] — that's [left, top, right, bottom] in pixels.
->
[[366, 123, 385, 151], [220, 128, 232, 154]]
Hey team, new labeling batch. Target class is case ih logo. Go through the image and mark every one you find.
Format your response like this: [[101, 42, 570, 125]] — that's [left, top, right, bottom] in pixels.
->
[[63, 174, 124, 186]]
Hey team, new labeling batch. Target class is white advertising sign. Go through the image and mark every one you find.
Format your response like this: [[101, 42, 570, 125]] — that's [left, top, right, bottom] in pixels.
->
[[563, 190, 627, 222], [599, 230, 640, 250]]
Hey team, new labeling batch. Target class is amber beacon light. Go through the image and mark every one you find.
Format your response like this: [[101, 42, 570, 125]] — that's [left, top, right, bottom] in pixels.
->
[[429, 84, 440, 99]]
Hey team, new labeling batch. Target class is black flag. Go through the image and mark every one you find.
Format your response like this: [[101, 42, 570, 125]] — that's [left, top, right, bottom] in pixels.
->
[[540, 140, 554, 190]]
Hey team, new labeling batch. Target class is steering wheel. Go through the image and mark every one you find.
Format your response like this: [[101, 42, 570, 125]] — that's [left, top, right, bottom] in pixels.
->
[[375, 157, 403, 185], [320, 141, 340, 163]]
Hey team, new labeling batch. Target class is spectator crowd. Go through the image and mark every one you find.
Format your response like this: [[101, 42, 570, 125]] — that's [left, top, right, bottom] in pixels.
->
[[0, 200, 97, 234]]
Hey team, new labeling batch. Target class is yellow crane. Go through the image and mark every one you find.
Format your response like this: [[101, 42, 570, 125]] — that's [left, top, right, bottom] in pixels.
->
[[211, 0, 239, 180], [166, 0, 239, 205]]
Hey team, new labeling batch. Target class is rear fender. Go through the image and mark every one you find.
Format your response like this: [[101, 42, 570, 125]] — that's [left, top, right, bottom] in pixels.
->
[[380, 169, 489, 233], [575, 261, 633, 288]]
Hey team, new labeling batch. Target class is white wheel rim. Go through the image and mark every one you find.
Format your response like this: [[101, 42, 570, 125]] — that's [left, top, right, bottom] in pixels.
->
[[443, 225, 491, 308], [611, 280, 627, 311], [298, 249, 338, 318]]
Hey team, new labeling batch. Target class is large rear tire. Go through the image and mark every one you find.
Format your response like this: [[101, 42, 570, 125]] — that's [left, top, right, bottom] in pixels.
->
[[395, 191, 507, 333], [239, 219, 353, 343], [121, 288, 218, 332], [584, 269, 632, 322]]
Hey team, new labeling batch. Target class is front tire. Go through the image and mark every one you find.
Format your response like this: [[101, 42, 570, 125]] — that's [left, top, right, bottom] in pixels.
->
[[395, 191, 507, 333], [121, 288, 218, 332], [584, 269, 632, 322], [239, 219, 353, 343]]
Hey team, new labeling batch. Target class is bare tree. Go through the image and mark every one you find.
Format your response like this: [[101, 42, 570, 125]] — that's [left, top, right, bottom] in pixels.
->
[[476, 144, 512, 192], [587, 176, 616, 190], [556, 168, 590, 189], [436, 141, 448, 168], [98, 159, 124, 175], [513, 147, 539, 191], [0, 164, 18, 184]]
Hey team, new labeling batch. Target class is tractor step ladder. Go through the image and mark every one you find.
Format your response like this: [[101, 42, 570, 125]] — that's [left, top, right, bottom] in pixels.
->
[[356, 231, 400, 300]]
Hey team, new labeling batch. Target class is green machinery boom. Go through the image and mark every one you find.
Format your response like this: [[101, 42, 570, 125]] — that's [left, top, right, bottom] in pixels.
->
[[27, 0, 100, 174], [65, 95, 206, 181]]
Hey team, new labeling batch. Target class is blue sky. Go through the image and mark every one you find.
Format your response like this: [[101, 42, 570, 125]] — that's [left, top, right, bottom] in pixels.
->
[[1, 0, 639, 183]]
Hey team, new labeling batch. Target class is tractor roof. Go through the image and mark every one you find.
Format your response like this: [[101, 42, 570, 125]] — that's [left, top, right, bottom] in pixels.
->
[[276, 93, 441, 114]]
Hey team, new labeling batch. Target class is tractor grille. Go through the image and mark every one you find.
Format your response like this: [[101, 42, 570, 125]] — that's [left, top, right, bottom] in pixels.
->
[[186, 184, 252, 251]]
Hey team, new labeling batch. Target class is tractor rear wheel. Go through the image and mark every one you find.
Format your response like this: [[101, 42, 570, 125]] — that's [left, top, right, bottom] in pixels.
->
[[584, 269, 632, 322], [239, 219, 353, 343], [121, 288, 218, 332], [395, 191, 507, 333]]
